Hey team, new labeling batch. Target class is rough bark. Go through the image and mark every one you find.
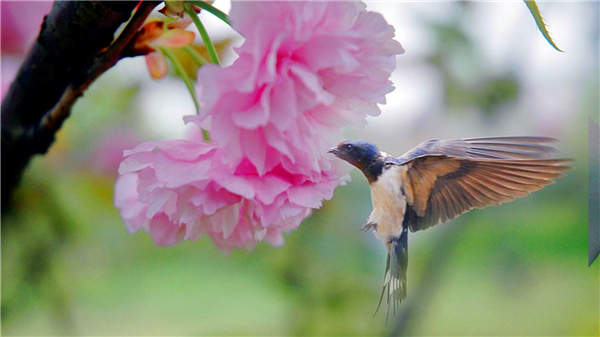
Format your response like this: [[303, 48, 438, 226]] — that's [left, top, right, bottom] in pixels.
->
[[1, 1, 156, 212]]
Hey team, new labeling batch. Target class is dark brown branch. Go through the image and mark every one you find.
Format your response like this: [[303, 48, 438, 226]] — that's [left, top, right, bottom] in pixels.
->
[[39, 1, 158, 136], [1, 1, 158, 212]]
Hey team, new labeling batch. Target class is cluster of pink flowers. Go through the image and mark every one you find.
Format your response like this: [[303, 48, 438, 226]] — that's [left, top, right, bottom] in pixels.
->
[[115, 1, 403, 252]]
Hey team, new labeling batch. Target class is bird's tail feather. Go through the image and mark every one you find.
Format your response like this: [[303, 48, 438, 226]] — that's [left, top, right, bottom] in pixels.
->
[[374, 229, 408, 323]]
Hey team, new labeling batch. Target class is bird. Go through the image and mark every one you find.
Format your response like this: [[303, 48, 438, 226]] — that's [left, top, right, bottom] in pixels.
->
[[328, 136, 571, 318]]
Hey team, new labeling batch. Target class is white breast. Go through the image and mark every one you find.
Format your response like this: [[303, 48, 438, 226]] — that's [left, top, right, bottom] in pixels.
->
[[368, 165, 407, 243]]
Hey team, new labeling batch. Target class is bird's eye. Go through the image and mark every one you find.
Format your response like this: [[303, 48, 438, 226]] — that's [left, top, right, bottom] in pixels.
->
[[384, 162, 393, 169]]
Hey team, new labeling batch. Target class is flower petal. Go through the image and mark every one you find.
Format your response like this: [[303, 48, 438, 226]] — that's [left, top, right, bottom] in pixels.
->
[[150, 29, 195, 48], [145, 51, 169, 79]]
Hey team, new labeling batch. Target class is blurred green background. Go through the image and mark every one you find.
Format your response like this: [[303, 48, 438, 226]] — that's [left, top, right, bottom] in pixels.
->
[[2, 1, 598, 336]]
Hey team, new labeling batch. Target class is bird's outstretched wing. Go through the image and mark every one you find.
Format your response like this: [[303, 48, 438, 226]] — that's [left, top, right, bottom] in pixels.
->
[[396, 137, 571, 232], [397, 136, 560, 163]]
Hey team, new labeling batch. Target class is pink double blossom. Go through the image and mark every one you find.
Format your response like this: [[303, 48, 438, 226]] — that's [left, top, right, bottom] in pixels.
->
[[115, 1, 402, 252], [186, 1, 404, 176], [115, 134, 346, 252]]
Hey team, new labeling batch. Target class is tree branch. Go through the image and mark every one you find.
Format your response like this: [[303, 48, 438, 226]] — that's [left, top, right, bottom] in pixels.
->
[[1, 1, 158, 212], [38, 1, 158, 138]]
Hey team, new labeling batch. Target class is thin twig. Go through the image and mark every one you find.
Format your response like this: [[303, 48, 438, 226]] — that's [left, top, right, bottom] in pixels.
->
[[39, 1, 159, 135], [2, 1, 159, 212]]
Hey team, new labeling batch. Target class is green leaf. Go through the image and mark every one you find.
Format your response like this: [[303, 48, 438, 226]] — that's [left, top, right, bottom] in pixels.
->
[[186, 0, 231, 26], [524, 0, 563, 52], [184, 3, 221, 65], [201, 129, 210, 142], [159, 47, 200, 112]]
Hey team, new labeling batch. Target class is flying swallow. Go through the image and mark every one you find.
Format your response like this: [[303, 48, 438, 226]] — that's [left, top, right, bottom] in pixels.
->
[[328, 136, 571, 317]]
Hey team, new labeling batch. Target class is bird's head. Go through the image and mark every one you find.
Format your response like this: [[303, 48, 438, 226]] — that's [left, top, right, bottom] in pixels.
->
[[328, 140, 389, 183]]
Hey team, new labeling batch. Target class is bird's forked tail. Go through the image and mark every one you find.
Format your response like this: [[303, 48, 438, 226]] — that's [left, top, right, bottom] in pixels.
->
[[375, 227, 408, 321]]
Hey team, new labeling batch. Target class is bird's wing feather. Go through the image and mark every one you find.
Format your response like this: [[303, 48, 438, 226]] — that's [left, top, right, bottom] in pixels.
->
[[396, 136, 570, 232], [401, 156, 571, 232], [397, 136, 560, 163]]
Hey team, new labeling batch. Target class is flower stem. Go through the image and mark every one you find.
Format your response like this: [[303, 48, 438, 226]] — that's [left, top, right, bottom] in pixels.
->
[[159, 47, 200, 112], [184, 3, 220, 65], [183, 45, 208, 66], [160, 47, 211, 141], [186, 0, 231, 27]]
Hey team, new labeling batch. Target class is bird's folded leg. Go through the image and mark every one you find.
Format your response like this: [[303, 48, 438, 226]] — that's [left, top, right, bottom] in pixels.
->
[[361, 221, 377, 232]]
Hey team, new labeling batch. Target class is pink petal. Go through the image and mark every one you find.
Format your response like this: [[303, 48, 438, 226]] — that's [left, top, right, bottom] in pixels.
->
[[151, 29, 195, 48], [289, 63, 335, 106], [147, 214, 186, 246], [231, 87, 271, 129], [185, 217, 210, 241], [145, 51, 168, 79], [114, 174, 149, 233]]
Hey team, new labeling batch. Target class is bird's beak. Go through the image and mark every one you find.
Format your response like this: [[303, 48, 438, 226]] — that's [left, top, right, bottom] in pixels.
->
[[327, 147, 340, 155]]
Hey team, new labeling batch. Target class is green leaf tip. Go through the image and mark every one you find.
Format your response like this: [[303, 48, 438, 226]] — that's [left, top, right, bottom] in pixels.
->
[[524, 0, 564, 52]]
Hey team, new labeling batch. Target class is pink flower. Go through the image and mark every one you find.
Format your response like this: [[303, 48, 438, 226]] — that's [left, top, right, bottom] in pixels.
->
[[185, 1, 403, 176], [115, 1, 402, 252], [115, 173, 187, 246], [114, 133, 347, 252]]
